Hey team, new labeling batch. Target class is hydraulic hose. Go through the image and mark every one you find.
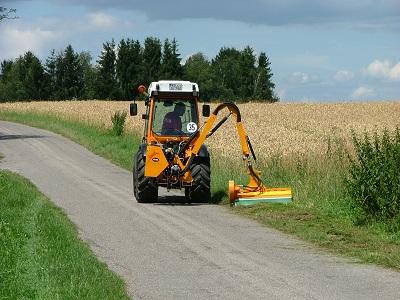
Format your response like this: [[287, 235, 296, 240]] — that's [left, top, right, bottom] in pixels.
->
[[207, 112, 232, 138], [247, 136, 257, 161]]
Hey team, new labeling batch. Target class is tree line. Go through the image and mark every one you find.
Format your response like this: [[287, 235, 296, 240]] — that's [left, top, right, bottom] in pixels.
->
[[0, 37, 278, 102]]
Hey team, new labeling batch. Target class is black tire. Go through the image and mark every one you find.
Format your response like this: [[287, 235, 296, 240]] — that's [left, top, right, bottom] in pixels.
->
[[187, 157, 211, 203], [133, 150, 158, 203]]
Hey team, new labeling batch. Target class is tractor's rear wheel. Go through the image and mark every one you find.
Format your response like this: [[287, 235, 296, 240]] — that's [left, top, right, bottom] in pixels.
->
[[133, 150, 158, 203], [187, 157, 211, 203]]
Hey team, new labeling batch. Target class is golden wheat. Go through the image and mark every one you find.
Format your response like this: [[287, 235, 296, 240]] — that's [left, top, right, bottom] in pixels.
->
[[1, 100, 400, 158]]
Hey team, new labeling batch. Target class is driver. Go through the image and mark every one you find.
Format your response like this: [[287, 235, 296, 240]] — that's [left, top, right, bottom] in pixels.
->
[[162, 102, 186, 132]]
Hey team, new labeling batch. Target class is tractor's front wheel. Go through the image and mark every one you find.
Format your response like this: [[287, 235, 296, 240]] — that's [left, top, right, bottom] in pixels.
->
[[133, 150, 158, 203], [186, 157, 211, 203]]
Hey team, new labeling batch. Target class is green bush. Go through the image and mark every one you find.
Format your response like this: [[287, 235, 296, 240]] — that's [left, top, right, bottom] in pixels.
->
[[111, 110, 127, 136], [346, 128, 400, 220]]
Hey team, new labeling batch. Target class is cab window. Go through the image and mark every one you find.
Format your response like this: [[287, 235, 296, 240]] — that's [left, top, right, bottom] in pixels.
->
[[152, 99, 198, 136]]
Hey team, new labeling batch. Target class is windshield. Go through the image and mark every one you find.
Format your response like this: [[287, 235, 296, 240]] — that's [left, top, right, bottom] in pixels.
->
[[152, 99, 198, 136]]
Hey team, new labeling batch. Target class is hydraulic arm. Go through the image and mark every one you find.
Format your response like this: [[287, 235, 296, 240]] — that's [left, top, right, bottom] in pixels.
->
[[181, 102, 292, 206]]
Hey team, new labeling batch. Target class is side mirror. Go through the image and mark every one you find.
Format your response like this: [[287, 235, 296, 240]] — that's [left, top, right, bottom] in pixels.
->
[[130, 103, 138, 116], [202, 104, 210, 117]]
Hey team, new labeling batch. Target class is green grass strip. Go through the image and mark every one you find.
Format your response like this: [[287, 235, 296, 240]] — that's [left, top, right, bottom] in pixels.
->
[[0, 170, 130, 299], [1, 109, 400, 271]]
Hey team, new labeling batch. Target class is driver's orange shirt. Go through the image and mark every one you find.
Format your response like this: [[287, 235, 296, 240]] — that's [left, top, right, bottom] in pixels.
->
[[162, 112, 182, 131]]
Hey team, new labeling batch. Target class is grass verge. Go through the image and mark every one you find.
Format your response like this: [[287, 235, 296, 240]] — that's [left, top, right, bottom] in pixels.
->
[[0, 170, 130, 299], [1, 110, 399, 270]]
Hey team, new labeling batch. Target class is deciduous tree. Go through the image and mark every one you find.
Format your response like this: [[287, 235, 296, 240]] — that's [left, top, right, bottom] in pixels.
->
[[184, 53, 212, 100]]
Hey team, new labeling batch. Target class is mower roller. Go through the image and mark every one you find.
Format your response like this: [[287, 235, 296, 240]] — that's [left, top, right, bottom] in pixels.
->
[[130, 80, 292, 205]]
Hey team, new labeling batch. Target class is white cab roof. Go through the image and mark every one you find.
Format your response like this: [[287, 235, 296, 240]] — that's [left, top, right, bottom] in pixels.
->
[[148, 80, 199, 94]]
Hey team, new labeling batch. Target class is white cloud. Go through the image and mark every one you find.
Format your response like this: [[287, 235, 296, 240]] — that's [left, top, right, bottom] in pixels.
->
[[334, 70, 354, 82], [364, 59, 400, 81], [88, 12, 115, 28], [351, 86, 375, 99], [289, 72, 318, 84], [0, 25, 57, 60]]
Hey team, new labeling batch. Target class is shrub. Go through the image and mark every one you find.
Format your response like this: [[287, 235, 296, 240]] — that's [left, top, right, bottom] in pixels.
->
[[346, 128, 400, 220], [111, 110, 127, 136]]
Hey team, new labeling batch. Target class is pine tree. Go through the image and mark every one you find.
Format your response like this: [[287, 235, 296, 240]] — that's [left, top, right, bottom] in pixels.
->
[[0, 60, 14, 81], [254, 52, 277, 102], [239, 46, 256, 100], [0, 60, 14, 101], [171, 39, 183, 79], [116, 38, 143, 99], [22, 51, 46, 100], [62, 45, 84, 99], [48, 45, 84, 100], [0, 59, 20, 101], [161, 39, 173, 79], [53, 51, 65, 99], [96, 40, 119, 99], [44, 49, 57, 99], [161, 38, 183, 79], [142, 37, 162, 84]]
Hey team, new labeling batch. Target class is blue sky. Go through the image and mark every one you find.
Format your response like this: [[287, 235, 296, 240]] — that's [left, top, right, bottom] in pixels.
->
[[0, 0, 399, 101]]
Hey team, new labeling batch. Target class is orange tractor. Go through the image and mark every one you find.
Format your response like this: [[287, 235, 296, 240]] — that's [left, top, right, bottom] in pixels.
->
[[130, 80, 292, 205]]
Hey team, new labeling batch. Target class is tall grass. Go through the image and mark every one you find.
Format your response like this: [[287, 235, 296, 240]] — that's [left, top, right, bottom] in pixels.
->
[[211, 139, 352, 218], [111, 110, 127, 136]]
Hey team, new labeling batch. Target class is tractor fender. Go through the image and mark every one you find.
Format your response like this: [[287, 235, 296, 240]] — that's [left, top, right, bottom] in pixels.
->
[[197, 144, 210, 158]]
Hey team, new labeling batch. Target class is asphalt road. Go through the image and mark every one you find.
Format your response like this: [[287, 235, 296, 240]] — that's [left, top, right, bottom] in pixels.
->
[[1, 120, 399, 300]]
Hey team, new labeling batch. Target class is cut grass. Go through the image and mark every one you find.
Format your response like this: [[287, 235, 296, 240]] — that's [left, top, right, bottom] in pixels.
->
[[0, 170, 130, 299], [237, 203, 400, 269], [1, 110, 400, 270]]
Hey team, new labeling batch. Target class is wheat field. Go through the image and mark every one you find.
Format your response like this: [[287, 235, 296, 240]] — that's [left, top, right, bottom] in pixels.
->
[[1, 100, 400, 158]]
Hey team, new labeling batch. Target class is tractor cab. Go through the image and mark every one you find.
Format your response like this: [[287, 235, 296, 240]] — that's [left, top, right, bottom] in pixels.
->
[[131, 80, 209, 144]]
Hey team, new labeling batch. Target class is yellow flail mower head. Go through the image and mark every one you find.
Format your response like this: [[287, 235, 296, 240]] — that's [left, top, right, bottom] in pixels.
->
[[228, 165, 292, 206]]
